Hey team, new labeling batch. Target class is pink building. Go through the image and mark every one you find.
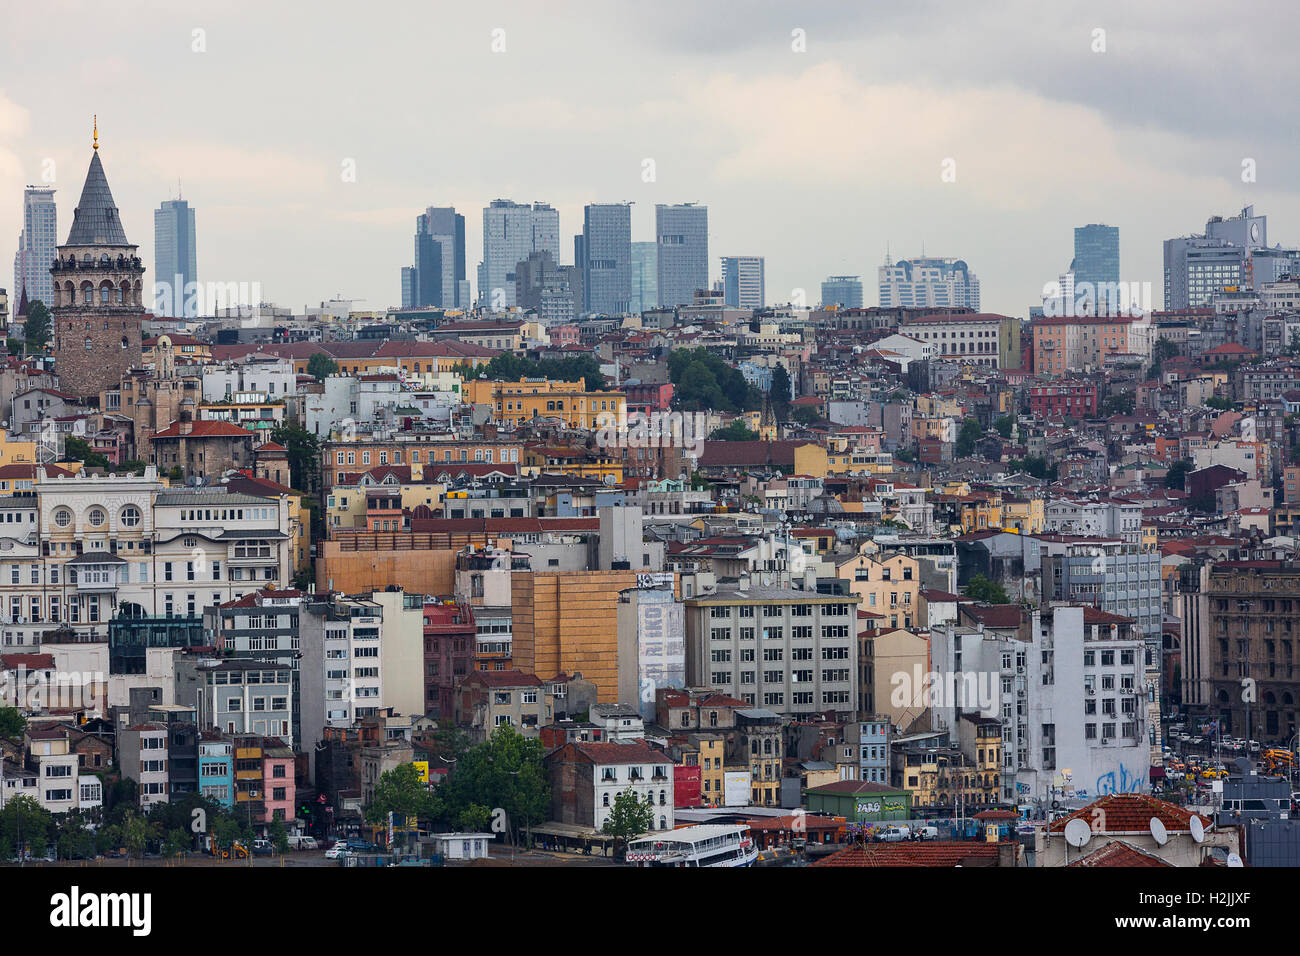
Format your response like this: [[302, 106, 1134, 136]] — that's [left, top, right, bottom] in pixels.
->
[[261, 742, 296, 825]]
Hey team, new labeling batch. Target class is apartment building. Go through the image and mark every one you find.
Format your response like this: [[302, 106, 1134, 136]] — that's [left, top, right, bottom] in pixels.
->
[[684, 582, 859, 721]]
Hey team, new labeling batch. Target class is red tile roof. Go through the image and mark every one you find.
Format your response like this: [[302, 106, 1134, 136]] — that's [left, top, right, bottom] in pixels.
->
[[811, 840, 1016, 867], [1047, 794, 1210, 835], [1068, 840, 1176, 868], [152, 420, 257, 439]]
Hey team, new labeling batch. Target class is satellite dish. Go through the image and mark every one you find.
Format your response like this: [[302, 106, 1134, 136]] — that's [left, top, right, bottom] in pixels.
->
[[1226, 852, 1243, 868], [1189, 816, 1205, 844], [1064, 818, 1092, 848], [1149, 817, 1169, 846]]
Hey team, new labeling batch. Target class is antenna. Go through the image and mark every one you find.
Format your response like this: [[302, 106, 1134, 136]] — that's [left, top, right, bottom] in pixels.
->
[[1063, 818, 1092, 848], [1149, 817, 1168, 846]]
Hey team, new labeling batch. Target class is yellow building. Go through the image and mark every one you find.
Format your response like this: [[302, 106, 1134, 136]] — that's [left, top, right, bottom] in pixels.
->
[[325, 478, 446, 531], [521, 445, 623, 482], [898, 748, 999, 808], [838, 551, 922, 631], [463, 379, 626, 430], [694, 735, 726, 807], [1000, 497, 1044, 534], [0, 431, 38, 468]]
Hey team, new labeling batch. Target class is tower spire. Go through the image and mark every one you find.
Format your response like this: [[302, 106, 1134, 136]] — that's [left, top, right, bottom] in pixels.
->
[[93, 115, 98, 151]]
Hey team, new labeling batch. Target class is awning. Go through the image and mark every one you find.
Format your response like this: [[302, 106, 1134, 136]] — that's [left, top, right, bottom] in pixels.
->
[[1149, 766, 1166, 780]]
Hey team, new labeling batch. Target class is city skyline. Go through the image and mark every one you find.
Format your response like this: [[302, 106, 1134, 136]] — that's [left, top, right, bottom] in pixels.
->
[[1, 1, 1297, 316]]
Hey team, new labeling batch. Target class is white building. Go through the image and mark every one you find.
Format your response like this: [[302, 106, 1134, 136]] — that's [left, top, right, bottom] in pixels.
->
[[1043, 497, 1144, 545], [299, 594, 386, 776], [879, 256, 980, 311], [0, 468, 293, 650], [202, 359, 298, 403], [933, 605, 1150, 808], [898, 312, 1008, 368]]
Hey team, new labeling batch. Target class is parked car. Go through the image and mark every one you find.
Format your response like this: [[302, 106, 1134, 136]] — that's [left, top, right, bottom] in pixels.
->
[[288, 835, 318, 851], [324, 844, 349, 860], [876, 825, 912, 843], [912, 826, 940, 841], [252, 839, 274, 856]]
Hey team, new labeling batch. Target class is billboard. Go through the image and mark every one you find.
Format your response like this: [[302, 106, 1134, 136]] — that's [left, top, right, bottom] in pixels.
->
[[723, 770, 752, 807], [637, 593, 686, 720]]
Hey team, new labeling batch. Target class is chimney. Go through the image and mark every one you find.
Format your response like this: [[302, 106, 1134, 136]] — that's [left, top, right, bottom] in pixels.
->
[[737, 572, 750, 592]]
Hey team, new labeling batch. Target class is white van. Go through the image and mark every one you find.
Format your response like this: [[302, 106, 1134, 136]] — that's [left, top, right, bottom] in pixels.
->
[[876, 825, 912, 842], [288, 835, 319, 851]]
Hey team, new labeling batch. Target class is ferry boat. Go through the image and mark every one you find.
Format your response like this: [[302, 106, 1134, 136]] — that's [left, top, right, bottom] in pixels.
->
[[624, 824, 758, 867]]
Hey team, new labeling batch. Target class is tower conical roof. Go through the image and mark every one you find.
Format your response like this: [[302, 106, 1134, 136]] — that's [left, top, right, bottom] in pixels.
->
[[66, 151, 129, 246]]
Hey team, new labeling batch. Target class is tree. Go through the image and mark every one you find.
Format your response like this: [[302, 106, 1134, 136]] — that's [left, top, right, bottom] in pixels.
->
[[162, 828, 190, 859], [1006, 455, 1054, 480], [0, 706, 25, 740], [668, 348, 761, 412], [708, 421, 758, 442], [440, 724, 549, 847], [119, 809, 157, 859], [268, 818, 290, 855], [269, 422, 321, 493], [955, 417, 983, 457], [994, 415, 1015, 439], [458, 803, 493, 832], [64, 435, 110, 469], [55, 814, 97, 861], [0, 795, 52, 859], [23, 299, 51, 352], [792, 406, 821, 426], [1101, 392, 1135, 417], [1165, 459, 1193, 490], [1204, 396, 1233, 411], [963, 573, 1010, 604], [602, 787, 655, 852], [306, 352, 339, 382], [769, 365, 793, 420], [365, 762, 438, 827]]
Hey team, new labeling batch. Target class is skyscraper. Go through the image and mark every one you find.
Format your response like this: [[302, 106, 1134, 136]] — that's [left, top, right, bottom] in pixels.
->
[[1071, 224, 1119, 315], [821, 275, 863, 309], [13, 186, 57, 307], [477, 200, 558, 310], [878, 256, 980, 310], [403, 206, 465, 310], [582, 203, 632, 316], [630, 241, 658, 314], [721, 256, 765, 309], [655, 203, 707, 308], [154, 198, 198, 317]]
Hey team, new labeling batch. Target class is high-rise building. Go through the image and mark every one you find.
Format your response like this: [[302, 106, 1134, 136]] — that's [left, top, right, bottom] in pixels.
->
[[821, 275, 863, 309], [50, 133, 145, 402], [1163, 206, 1281, 310], [582, 202, 632, 316], [402, 206, 465, 310], [477, 200, 557, 309], [154, 198, 198, 317], [515, 250, 582, 325], [630, 241, 658, 315], [878, 256, 980, 310], [655, 203, 707, 308], [721, 256, 765, 309], [1071, 224, 1119, 313], [13, 186, 57, 307]]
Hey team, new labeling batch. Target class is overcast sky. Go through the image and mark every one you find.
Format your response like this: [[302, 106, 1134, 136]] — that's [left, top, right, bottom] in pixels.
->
[[2, 0, 1297, 316]]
